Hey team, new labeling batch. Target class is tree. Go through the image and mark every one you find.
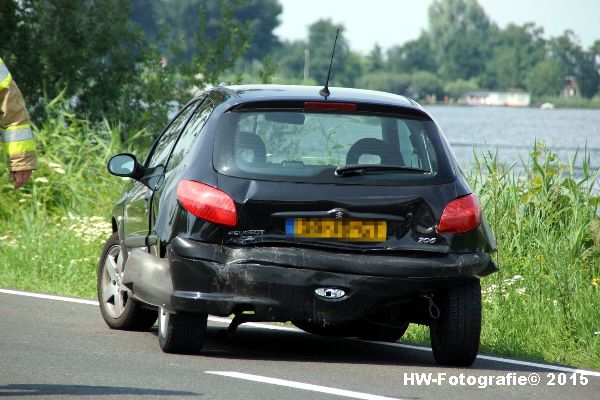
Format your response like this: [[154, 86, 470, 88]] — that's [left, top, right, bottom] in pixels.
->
[[387, 33, 437, 74], [235, 0, 282, 61], [526, 59, 562, 97], [591, 40, 600, 62], [3, 0, 145, 122], [428, 0, 492, 80], [0, 0, 17, 52], [148, 0, 281, 64], [592, 40, 600, 96], [343, 52, 365, 87], [365, 44, 385, 74], [549, 31, 599, 98], [306, 19, 351, 86], [275, 40, 309, 81], [130, 0, 160, 40], [275, 20, 357, 86], [181, 1, 251, 88], [480, 23, 546, 90]]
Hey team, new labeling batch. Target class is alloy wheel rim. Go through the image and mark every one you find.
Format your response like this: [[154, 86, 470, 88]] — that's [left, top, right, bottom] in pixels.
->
[[101, 244, 128, 318]]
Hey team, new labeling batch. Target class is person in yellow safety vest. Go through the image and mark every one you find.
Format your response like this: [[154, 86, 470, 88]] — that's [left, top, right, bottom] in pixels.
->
[[0, 57, 36, 189]]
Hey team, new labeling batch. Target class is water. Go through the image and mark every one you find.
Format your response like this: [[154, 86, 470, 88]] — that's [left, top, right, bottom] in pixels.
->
[[424, 105, 600, 172]]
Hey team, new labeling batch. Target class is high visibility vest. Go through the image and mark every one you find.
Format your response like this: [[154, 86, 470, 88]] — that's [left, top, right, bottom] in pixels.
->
[[0, 57, 36, 172]]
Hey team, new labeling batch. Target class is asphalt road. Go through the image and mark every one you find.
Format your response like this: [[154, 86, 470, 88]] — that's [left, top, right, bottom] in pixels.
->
[[1, 289, 598, 400]]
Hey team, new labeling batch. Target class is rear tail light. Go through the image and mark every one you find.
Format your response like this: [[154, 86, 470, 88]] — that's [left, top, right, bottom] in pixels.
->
[[176, 180, 237, 227], [437, 194, 482, 234]]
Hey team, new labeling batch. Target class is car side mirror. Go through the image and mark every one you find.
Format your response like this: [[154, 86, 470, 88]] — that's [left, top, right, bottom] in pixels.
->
[[107, 153, 142, 178]]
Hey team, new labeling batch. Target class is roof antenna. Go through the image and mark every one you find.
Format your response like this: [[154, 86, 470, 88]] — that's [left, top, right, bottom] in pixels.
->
[[319, 27, 340, 99]]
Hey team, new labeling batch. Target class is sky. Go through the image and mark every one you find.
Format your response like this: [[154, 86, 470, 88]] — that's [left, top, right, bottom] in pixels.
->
[[274, 0, 600, 54]]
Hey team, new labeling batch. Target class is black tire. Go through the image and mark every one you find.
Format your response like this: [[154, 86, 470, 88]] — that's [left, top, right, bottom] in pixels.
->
[[158, 307, 207, 354], [97, 232, 157, 331], [430, 280, 482, 367], [357, 321, 409, 342]]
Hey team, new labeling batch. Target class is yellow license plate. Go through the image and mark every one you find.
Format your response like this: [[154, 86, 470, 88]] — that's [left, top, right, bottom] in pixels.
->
[[286, 218, 387, 242]]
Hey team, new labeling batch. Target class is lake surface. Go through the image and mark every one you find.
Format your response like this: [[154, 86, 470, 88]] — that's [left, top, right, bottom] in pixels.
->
[[424, 105, 600, 172]]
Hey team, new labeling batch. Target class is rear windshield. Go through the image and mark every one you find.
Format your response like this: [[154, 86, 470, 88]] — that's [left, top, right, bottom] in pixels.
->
[[214, 110, 454, 185]]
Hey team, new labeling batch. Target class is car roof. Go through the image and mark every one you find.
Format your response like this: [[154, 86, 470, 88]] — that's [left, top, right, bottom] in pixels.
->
[[220, 84, 423, 110]]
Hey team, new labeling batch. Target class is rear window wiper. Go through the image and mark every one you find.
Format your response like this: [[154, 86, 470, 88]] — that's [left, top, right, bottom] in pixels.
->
[[335, 164, 431, 177]]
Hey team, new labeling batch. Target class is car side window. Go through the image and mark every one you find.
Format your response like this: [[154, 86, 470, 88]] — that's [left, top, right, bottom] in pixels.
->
[[401, 119, 438, 172], [167, 98, 215, 171], [146, 101, 199, 168]]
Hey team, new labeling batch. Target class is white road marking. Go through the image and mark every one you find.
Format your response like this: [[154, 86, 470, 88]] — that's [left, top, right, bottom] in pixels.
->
[[374, 342, 600, 377], [2, 288, 599, 377], [0, 288, 100, 305], [206, 371, 404, 400]]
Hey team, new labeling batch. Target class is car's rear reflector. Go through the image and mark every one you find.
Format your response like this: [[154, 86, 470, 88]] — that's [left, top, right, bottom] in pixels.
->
[[177, 180, 237, 227], [304, 102, 358, 111], [437, 194, 482, 234]]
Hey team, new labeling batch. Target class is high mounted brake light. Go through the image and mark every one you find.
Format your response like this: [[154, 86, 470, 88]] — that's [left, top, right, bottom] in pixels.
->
[[304, 102, 358, 111], [437, 194, 482, 234], [177, 180, 237, 227]]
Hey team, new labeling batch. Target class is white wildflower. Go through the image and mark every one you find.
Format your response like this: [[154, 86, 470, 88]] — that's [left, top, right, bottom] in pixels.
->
[[512, 275, 523, 280], [63, 213, 112, 242], [34, 177, 49, 183], [48, 162, 62, 168], [553, 300, 558, 307], [18, 198, 27, 203], [53, 167, 66, 174], [594, 331, 600, 336], [516, 287, 527, 295], [0, 236, 8, 241]]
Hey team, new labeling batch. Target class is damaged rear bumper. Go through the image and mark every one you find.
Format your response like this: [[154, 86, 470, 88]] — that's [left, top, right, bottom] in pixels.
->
[[158, 237, 497, 323]]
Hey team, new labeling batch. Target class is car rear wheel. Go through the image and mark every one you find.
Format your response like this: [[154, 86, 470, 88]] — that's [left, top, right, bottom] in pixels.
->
[[158, 307, 207, 354], [97, 232, 157, 330], [430, 280, 481, 366]]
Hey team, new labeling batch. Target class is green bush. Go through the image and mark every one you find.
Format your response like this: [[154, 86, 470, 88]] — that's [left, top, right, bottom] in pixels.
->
[[409, 71, 444, 98], [0, 93, 134, 219]]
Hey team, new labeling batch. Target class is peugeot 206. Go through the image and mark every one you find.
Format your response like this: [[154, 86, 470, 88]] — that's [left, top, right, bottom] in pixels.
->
[[98, 84, 497, 366]]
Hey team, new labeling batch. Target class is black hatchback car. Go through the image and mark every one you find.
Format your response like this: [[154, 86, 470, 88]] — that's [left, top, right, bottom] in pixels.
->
[[98, 84, 497, 366]]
